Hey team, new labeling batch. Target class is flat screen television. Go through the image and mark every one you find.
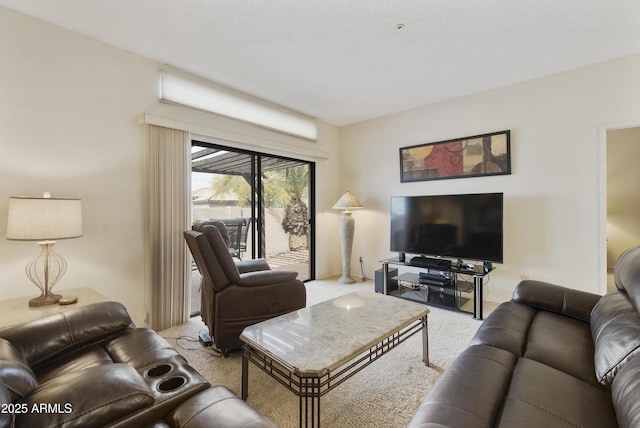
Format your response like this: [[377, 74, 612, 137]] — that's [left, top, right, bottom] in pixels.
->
[[390, 193, 503, 263]]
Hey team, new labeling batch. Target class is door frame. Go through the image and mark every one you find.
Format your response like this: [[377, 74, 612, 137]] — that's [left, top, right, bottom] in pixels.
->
[[597, 119, 640, 295], [191, 139, 316, 279]]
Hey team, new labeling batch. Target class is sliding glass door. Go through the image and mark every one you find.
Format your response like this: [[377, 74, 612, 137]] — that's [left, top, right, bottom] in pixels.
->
[[189, 140, 314, 315]]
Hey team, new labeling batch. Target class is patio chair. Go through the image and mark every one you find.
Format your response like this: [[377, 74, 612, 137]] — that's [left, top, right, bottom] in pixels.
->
[[185, 223, 306, 354], [194, 218, 250, 259]]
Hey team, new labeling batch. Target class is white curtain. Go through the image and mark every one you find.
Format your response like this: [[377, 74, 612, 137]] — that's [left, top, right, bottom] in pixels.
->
[[146, 125, 191, 330]]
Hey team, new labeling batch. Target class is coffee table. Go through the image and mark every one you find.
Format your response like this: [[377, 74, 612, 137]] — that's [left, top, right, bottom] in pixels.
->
[[240, 290, 429, 427]]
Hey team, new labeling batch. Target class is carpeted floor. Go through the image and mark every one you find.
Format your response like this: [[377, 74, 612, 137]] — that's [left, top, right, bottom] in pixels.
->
[[158, 279, 497, 428]]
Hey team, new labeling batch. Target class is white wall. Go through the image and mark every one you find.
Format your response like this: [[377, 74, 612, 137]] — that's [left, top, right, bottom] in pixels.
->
[[3, 6, 638, 319], [340, 54, 640, 302], [0, 7, 343, 325]]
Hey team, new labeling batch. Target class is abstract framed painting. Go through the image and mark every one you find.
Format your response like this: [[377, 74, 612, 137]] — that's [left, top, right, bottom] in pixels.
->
[[399, 130, 511, 183]]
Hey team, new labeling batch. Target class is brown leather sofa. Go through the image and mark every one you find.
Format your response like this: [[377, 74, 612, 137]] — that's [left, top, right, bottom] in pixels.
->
[[409, 246, 640, 428], [185, 222, 306, 353], [0, 301, 276, 428]]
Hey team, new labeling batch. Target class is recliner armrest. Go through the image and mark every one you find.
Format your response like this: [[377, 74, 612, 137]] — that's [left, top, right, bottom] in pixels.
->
[[237, 270, 299, 287], [164, 386, 277, 428], [512, 280, 601, 322], [0, 302, 133, 367], [237, 258, 271, 274]]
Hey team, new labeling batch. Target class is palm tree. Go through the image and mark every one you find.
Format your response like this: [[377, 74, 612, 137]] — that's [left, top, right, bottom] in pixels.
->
[[270, 166, 309, 251], [211, 165, 309, 250]]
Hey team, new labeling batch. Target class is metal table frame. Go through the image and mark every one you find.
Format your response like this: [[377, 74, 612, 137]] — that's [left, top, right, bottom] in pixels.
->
[[242, 316, 428, 427]]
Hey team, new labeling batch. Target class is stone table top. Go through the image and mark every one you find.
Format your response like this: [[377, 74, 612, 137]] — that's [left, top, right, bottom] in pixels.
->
[[240, 289, 429, 377]]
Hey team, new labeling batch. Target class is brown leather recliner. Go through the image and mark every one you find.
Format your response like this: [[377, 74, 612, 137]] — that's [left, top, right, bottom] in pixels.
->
[[0, 301, 277, 428], [184, 223, 306, 353]]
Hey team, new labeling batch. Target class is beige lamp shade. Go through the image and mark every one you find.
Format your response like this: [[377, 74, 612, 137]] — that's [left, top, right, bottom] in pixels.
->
[[332, 191, 363, 210], [7, 195, 83, 241]]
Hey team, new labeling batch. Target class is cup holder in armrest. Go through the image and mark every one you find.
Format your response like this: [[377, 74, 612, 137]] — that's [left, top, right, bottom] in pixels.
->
[[158, 376, 186, 392], [146, 364, 173, 377]]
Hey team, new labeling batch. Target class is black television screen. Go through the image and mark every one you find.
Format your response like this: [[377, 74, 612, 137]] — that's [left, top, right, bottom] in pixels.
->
[[390, 193, 503, 263]]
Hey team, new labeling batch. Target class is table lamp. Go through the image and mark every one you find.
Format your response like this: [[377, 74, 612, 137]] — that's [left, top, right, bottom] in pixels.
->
[[6, 193, 83, 306], [332, 191, 363, 284]]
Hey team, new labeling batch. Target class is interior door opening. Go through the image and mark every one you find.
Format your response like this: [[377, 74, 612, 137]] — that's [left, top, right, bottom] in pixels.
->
[[189, 140, 315, 316]]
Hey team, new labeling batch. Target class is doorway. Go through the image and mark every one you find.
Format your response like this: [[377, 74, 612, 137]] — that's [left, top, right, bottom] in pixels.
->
[[600, 124, 640, 293], [605, 126, 640, 292], [189, 140, 315, 315]]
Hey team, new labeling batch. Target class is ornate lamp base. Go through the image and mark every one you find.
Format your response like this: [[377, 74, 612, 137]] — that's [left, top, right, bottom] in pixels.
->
[[25, 241, 67, 307], [29, 293, 62, 307]]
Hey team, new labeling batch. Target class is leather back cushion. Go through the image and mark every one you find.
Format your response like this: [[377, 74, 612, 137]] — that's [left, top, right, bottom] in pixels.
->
[[0, 302, 132, 368], [612, 355, 640, 428], [614, 246, 640, 312], [201, 225, 240, 283], [0, 338, 38, 401], [591, 291, 640, 387], [185, 230, 230, 291]]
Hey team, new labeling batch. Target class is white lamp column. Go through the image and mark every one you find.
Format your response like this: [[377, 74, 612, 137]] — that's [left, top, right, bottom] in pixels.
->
[[332, 191, 363, 284]]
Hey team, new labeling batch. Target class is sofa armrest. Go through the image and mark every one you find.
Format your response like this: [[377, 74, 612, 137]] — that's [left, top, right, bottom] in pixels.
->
[[512, 280, 601, 322], [237, 270, 299, 287], [408, 345, 518, 428], [236, 258, 271, 274], [17, 364, 153, 428], [0, 302, 133, 367], [164, 386, 277, 428]]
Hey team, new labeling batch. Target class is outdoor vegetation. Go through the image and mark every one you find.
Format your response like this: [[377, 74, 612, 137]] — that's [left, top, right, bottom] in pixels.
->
[[209, 165, 309, 251]]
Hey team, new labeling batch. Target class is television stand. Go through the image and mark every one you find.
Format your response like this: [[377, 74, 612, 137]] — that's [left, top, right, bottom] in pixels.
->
[[378, 257, 492, 320]]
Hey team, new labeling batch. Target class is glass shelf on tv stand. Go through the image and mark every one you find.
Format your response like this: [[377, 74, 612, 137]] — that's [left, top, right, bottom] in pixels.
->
[[390, 272, 473, 315], [379, 257, 492, 320]]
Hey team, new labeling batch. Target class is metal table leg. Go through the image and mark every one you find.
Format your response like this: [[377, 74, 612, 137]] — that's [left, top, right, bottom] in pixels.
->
[[241, 348, 249, 400], [421, 315, 429, 366], [300, 377, 321, 427]]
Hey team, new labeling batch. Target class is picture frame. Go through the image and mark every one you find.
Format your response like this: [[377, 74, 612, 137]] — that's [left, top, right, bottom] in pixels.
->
[[399, 130, 511, 183]]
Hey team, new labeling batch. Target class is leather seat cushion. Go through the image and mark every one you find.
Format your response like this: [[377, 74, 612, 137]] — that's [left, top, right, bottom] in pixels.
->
[[35, 343, 113, 383], [498, 358, 616, 427], [523, 311, 595, 385]]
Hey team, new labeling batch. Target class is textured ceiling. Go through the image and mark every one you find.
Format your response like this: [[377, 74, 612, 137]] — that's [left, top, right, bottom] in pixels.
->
[[2, 0, 640, 125]]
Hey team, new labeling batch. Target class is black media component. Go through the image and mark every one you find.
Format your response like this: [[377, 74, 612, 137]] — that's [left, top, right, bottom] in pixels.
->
[[483, 261, 493, 273], [409, 256, 452, 270], [390, 192, 503, 263], [374, 268, 398, 293], [398, 252, 406, 262]]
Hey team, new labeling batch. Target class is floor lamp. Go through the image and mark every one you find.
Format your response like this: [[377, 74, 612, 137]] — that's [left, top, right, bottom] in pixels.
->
[[6, 193, 83, 306], [332, 191, 363, 284]]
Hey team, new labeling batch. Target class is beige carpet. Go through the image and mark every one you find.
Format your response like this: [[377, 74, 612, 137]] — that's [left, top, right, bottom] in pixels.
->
[[158, 280, 496, 428]]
